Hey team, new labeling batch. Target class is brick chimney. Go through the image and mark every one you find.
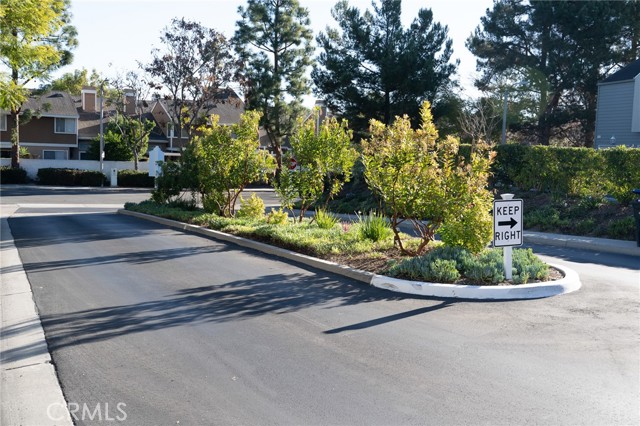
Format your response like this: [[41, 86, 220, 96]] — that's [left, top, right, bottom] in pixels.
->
[[124, 89, 136, 115], [81, 87, 97, 112]]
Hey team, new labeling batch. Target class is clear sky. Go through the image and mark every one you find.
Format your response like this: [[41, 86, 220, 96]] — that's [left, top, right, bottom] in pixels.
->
[[61, 0, 493, 103]]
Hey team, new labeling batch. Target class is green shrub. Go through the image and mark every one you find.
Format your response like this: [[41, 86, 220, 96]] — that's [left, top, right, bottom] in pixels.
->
[[492, 145, 638, 203], [428, 259, 461, 283], [606, 216, 635, 240], [601, 146, 640, 205], [388, 245, 547, 285], [462, 250, 505, 284], [37, 168, 105, 186], [356, 211, 393, 242], [236, 193, 265, 219], [152, 162, 183, 204], [315, 209, 339, 229], [184, 111, 275, 216], [511, 248, 549, 284], [525, 206, 563, 231], [276, 112, 358, 222], [362, 102, 494, 256], [439, 200, 493, 253], [266, 208, 289, 225], [0, 166, 28, 184], [117, 170, 155, 188]]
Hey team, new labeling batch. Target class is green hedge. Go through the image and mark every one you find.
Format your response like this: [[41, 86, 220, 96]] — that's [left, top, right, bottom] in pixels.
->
[[116, 170, 155, 188], [0, 166, 29, 184], [37, 168, 106, 186], [490, 145, 639, 205]]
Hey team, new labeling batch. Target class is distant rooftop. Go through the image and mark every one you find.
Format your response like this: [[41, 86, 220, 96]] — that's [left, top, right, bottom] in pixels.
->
[[601, 59, 640, 83]]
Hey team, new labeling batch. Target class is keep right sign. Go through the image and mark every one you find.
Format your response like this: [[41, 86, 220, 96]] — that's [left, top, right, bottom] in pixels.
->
[[493, 199, 523, 247]]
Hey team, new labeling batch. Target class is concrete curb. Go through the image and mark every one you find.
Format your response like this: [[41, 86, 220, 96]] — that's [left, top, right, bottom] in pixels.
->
[[1, 205, 73, 426], [371, 263, 580, 300], [119, 209, 582, 300]]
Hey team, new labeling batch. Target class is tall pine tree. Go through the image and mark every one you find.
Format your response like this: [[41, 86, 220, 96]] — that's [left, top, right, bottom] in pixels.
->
[[467, 0, 636, 146], [234, 0, 314, 180], [312, 0, 457, 134]]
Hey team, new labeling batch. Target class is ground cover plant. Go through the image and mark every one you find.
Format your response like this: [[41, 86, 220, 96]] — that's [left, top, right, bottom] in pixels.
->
[[125, 200, 557, 286]]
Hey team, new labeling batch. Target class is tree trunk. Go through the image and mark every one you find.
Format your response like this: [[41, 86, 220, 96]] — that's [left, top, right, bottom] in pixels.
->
[[10, 110, 20, 169], [537, 91, 561, 145]]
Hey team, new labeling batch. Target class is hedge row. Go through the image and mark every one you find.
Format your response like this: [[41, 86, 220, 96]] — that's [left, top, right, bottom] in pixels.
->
[[0, 166, 29, 184], [37, 168, 106, 186], [116, 170, 155, 188], [485, 145, 639, 204]]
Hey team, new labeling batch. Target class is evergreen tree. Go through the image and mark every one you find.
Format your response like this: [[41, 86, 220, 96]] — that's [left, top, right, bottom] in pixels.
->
[[467, 0, 636, 146], [312, 0, 457, 134], [234, 0, 314, 180]]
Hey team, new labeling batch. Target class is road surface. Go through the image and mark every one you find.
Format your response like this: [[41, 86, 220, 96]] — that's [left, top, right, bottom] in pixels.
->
[[2, 186, 639, 425]]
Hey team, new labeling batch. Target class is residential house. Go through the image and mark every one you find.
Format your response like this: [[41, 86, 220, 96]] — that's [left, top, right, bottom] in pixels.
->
[[0, 87, 245, 161], [0, 91, 79, 159], [595, 58, 640, 148], [75, 87, 245, 159]]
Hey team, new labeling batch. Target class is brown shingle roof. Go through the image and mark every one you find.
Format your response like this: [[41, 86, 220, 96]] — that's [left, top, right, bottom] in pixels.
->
[[23, 91, 78, 117]]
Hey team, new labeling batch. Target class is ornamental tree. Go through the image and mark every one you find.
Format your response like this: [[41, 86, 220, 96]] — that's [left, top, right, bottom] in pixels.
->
[[276, 110, 358, 222], [0, 0, 77, 168], [184, 110, 276, 216], [362, 102, 494, 255], [146, 18, 238, 142]]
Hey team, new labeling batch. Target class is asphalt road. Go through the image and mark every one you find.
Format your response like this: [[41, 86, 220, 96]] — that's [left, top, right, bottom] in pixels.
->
[[3, 186, 639, 425]]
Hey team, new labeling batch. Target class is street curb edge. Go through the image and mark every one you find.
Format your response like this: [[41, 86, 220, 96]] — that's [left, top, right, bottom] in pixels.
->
[[119, 209, 582, 300]]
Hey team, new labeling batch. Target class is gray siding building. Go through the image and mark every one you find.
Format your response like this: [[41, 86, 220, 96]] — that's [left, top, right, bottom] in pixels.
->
[[595, 59, 640, 148]]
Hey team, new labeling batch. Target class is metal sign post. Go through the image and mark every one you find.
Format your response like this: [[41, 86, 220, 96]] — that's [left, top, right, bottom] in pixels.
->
[[493, 194, 523, 280]]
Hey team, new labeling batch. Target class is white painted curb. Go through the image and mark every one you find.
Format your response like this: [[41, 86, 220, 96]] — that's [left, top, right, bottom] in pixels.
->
[[371, 263, 581, 300], [119, 209, 582, 300]]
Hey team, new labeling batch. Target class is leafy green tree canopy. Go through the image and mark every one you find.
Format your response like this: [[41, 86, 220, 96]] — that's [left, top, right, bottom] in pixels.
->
[[312, 0, 457, 134], [39, 68, 101, 95], [0, 0, 77, 167]]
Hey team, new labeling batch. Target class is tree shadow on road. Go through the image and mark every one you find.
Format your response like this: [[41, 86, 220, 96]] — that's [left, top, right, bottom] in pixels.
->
[[1, 271, 452, 363]]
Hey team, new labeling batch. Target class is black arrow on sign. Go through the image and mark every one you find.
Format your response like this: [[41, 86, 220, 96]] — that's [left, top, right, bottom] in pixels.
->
[[498, 217, 518, 228]]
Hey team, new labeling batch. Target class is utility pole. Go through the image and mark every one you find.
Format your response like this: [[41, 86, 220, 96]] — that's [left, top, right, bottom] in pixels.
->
[[501, 90, 508, 145]]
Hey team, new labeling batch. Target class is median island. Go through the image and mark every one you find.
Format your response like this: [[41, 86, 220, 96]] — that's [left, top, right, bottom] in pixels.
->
[[127, 103, 572, 295]]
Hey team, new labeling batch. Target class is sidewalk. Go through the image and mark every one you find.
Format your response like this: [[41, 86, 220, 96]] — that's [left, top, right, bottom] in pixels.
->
[[0, 204, 73, 426]]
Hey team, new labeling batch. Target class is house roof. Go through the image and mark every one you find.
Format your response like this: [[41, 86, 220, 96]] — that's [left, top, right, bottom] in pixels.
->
[[157, 88, 245, 125], [72, 88, 244, 141], [602, 59, 640, 83], [23, 91, 79, 117], [73, 96, 168, 142]]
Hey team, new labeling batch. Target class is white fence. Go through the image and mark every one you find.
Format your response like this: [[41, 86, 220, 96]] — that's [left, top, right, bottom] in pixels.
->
[[0, 159, 149, 180]]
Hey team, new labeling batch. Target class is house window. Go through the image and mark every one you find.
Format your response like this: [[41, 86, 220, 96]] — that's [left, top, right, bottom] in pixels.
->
[[0, 114, 6, 131], [54, 117, 76, 134], [43, 150, 67, 160]]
